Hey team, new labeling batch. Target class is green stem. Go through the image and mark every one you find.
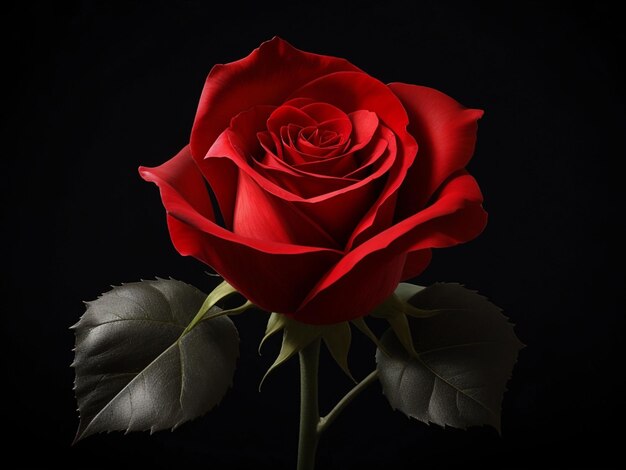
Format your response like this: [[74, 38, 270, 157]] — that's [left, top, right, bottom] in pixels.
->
[[317, 370, 378, 435], [297, 339, 321, 470]]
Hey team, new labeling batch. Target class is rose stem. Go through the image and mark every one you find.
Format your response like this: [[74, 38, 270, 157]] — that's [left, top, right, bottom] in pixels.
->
[[317, 370, 379, 435], [297, 338, 321, 470]]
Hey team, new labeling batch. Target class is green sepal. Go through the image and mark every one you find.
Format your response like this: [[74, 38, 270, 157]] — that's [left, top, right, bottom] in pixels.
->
[[182, 280, 239, 335], [258, 312, 286, 353], [259, 314, 355, 386], [370, 282, 446, 357], [260, 316, 321, 389], [351, 317, 389, 356], [322, 322, 355, 382]]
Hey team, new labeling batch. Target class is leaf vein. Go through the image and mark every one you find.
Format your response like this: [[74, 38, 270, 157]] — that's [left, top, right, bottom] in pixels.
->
[[418, 341, 505, 356], [83, 318, 185, 331], [416, 355, 497, 421]]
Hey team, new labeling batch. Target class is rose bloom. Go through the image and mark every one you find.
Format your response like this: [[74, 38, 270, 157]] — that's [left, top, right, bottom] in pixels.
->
[[140, 37, 486, 325]]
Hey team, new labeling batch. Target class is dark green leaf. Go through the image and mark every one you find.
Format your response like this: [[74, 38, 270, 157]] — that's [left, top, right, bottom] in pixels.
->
[[376, 283, 522, 432], [72, 279, 239, 442]]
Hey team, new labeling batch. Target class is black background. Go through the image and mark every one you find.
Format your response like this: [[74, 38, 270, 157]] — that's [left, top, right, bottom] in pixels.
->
[[1, 2, 623, 468]]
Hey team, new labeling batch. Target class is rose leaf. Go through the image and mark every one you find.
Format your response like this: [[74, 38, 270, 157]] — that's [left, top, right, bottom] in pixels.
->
[[72, 279, 239, 443], [375, 283, 523, 432]]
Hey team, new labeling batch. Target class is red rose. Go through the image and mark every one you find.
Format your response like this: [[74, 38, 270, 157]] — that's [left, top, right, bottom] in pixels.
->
[[140, 37, 487, 325]]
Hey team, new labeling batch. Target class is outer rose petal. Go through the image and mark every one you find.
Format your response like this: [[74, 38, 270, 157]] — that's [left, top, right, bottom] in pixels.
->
[[401, 249, 432, 279], [139, 146, 342, 315], [190, 37, 360, 162], [389, 83, 484, 217], [291, 172, 487, 324]]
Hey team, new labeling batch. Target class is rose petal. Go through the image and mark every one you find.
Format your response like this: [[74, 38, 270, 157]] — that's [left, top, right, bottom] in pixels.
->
[[258, 131, 282, 164], [302, 180, 385, 245], [401, 249, 433, 279], [310, 118, 351, 142], [343, 122, 391, 179], [202, 106, 275, 228], [347, 111, 380, 156], [206, 125, 396, 245], [290, 147, 357, 175], [300, 102, 348, 122], [139, 146, 343, 314], [229, 105, 276, 157], [259, 144, 357, 186], [293, 110, 379, 176], [267, 106, 317, 138], [293, 172, 487, 324], [282, 133, 311, 165], [206, 105, 360, 224], [286, 135, 348, 162], [290, 72, 419, 249], [295, 118, 351, 156], [205, 131, 340, 247], [289, 71, 411, 139], [345, 124, 413, 250], [232, 170, 340, 248], [389, 83, 484, 216], [252, 160, 357, 199], [281, 97, 317, 109], [139, 146, 215, 221], [190, 37, 360, 162]]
